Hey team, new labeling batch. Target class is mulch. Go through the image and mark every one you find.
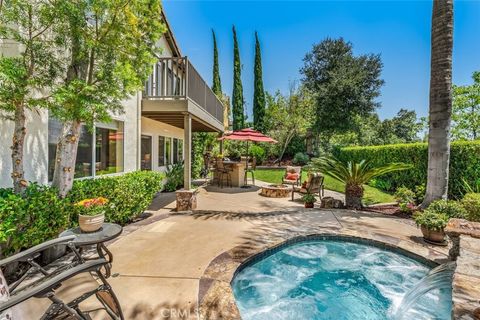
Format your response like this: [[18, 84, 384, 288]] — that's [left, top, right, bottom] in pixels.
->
[[363, 204, 413, 219]]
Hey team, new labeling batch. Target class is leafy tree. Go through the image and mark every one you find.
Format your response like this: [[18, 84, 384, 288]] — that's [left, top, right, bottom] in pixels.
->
[[50, 0, 165, 197], [390, 109, 423, 142], [232, 25, 244, 130], [423, 0, 454, 207], [211, 29, 222, 96], [264, 85, 314, 163], [452, 71, 480, 140], [300, 38, 384, 149], [253, 31, 266, 133], [0, 0, 61, 194]]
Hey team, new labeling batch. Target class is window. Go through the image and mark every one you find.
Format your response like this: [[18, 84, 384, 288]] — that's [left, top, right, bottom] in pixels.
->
[[177, 139, 184, 162], [158, 136, 165, 167], [165, 137, 172, 166], [141, 135, 153, 170], [48, 117, 124, 180], [95, 123, 124, 175], [173, 138, 178, 164]]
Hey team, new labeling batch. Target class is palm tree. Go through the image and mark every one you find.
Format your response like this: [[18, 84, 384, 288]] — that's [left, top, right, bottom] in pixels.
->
[[310, 157, 412, 209], [422, 0, 454, 207]]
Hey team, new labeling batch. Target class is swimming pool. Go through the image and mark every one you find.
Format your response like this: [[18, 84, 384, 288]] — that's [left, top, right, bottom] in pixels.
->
[[232, 239, 452, 319]]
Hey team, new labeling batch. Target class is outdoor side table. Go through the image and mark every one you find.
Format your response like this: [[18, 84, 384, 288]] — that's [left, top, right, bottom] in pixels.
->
[[60, 223, 122, 278]]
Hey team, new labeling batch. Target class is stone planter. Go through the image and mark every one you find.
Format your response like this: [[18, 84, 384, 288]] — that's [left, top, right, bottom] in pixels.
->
[[420, 226, 445, 244], [79, 213, 105, 233], [176, 189, 198, 212]]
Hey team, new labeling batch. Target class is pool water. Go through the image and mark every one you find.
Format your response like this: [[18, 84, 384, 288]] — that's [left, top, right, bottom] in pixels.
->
[[232, 240, 452, 320]]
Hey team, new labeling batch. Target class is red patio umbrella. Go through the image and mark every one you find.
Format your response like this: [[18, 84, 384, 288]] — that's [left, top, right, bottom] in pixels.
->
[[218, 128, 277, 172]]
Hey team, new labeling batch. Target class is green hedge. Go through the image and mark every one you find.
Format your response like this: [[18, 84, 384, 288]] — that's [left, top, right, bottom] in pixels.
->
[[333, 140, 480, 199], [0, 171, 164, 258]]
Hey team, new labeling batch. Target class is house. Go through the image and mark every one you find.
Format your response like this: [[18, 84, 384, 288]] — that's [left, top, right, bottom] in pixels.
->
[[0, 10, 225, 189]]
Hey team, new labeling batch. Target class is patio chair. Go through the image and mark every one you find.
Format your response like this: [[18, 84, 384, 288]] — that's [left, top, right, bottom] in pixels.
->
[[291, 172, 324, 201], [0, 236, 124, 320], [212, 159, 232, 188], [282, 166, 302, 186]]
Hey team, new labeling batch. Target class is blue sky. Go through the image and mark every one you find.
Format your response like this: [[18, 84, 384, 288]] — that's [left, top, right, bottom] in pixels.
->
[[163, 0, 480, 120]]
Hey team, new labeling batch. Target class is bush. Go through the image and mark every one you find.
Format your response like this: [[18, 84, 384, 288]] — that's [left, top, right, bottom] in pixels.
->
[[164, 163, 184, 192], [0, 184, 69, 258], [333, 140, 480, 198], [461, 193, 480, 222], [426, 199, 467, 219], [394, 187, 416, 213], [249, 145, 267, 165], [413, 210, 449, 231], [293, 152, 310, 165]]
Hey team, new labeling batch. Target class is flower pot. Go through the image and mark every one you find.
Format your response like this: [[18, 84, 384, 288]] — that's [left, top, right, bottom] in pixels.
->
[[420, 226, 445, 243], [305, 202, 314, 208], [79, 213, 105, 233]]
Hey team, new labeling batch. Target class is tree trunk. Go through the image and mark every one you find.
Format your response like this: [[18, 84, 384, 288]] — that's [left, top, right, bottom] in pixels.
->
[[51, 120, 82, 198], [11, 104, 27, 194], [345, 183, 364, 210], [422, 0, 454, 208]]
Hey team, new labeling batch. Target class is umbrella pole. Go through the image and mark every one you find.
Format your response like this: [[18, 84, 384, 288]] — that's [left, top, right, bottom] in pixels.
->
[[242, 140, 251, 188]]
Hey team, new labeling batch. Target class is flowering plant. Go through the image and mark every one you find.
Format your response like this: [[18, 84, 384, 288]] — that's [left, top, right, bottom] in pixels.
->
[[75, 197, 109, 216]]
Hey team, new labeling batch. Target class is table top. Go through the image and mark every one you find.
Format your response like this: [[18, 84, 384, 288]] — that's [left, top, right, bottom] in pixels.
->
[[59, 223, 122, 246]]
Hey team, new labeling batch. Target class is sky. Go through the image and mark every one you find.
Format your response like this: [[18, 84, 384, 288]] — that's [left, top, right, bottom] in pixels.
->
[[163, 0, 480, 120]]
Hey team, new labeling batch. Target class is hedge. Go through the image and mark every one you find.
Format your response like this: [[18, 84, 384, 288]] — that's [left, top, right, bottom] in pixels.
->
[[0, 171, 164, 258], [333, 140, 480, 199]]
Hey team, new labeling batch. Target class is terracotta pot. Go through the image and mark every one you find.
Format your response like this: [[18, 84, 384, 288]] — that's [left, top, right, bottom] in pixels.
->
[[305, 202, 314, 208], [79, 213, 105, 233], [420, 226, 445, 243]]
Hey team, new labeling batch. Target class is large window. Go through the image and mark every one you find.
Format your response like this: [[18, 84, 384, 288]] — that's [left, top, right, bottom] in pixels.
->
[[158, 136, 165, 167], [48, 117, 124, 181], [177, 139, 184, 163], [141, 135, 153, 170], [165, 137, 172, 166], [158, 136, 183, 167]]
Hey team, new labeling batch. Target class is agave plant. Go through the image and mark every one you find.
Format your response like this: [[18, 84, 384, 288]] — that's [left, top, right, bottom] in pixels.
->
[[309, 157, 412, 209]]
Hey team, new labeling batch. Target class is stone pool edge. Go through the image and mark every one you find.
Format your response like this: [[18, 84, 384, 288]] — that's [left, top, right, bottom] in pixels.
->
[[197, 230, 449, 320]]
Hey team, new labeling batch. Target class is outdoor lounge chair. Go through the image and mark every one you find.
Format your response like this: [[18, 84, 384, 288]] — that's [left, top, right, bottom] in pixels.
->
[[0, 236, 124, 319], [291, 172, 324, 201], [282, 166, 302, 186]]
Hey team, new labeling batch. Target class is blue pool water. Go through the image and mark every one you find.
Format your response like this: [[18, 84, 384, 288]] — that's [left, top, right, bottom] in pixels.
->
[[232, 240, 452, 320]]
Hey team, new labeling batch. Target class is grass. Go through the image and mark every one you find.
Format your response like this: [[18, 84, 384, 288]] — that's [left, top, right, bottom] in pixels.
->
[[255, 168, 395, 205]]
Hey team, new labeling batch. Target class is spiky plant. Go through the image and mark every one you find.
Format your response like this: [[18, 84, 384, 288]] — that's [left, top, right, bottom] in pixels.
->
[[310, 157, 412, 209]]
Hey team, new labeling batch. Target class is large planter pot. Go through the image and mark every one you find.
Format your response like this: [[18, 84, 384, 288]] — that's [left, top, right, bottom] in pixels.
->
[[79, 213, 105, 233], [304, 202, 314, 208], [420, 226, 446, 244]]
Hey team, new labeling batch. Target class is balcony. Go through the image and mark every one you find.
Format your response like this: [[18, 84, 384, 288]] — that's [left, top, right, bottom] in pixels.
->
[[142, 57, 225, 132]]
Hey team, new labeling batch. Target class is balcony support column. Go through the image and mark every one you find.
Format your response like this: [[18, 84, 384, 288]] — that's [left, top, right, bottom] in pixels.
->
[[183, 113, 192, 189]]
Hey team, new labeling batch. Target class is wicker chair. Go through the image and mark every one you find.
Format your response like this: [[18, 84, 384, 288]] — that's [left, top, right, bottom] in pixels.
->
[[291, 172, 324, 201]]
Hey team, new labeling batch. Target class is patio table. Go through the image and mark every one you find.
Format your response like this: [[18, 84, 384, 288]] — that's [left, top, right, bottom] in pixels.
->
[[59, 223, 122, 278]]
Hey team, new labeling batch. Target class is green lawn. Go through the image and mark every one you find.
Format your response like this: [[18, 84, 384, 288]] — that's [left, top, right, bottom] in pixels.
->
[[255, 168, 395, 205]]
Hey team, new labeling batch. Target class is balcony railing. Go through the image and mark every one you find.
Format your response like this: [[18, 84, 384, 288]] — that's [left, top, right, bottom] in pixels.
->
[[144, 57, 224, 124]]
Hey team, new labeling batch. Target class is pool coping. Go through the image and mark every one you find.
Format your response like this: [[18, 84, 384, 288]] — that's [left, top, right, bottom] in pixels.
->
[[198, 229, 449, 320]]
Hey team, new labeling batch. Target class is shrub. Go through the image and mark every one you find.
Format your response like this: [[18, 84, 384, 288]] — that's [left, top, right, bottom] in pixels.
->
[[461, 193, 480, 222], [164, 163, 184, 192], [426, 199, 467, 219], [333, 140, 480, 198], [249, 145, 267, 165], [293, 152, 310, 166], [394, 187, 416, 213], [413, 210, 449, 231], [0, 184, 69, 258]]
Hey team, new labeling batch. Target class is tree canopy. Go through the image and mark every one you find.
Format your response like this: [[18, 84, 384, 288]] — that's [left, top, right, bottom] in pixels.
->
[[232, 25, 245, 130], [253, 31, 266, 133], [300, 38, 384, 147], [452, 71, 480, 140], [212, 29, 222, 96]]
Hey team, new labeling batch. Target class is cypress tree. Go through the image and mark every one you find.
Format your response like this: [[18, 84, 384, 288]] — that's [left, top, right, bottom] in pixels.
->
[[232, 25, 244, 130], [253, 31, 266, 132], [212, 29, 222, 96]]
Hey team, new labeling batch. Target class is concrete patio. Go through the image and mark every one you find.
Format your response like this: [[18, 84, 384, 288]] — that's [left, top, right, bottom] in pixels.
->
[[18, 181, 449, 319]]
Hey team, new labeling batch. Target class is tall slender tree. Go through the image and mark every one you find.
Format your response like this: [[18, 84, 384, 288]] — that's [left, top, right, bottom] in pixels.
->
[[422, 0, 454, 207], [253, 31, 266, 132], [211, 29, 222, 96], [232, 25, 244, 130]]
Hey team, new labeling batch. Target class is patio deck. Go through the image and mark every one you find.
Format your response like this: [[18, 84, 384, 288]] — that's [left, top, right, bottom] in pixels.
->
[[16, 181, 449, 319]]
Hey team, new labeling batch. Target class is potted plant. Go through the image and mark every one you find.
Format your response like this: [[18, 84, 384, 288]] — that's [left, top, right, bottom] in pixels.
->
[[302, 192, 316, 208], [75, 197, 109, 232], [413, 209, 449, 243]]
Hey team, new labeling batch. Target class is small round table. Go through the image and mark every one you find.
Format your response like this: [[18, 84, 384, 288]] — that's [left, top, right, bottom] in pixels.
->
[[60, 223, 122, 278]]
